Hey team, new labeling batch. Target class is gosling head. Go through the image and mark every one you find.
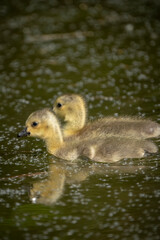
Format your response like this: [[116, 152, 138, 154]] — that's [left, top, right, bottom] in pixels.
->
[[53, 94, 87, 122], [17, 108, 61, 141]]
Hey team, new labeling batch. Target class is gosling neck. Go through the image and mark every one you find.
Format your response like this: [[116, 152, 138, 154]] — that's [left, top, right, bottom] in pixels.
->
[[63, 104, 87, 137], [44, 119, 64, 154]]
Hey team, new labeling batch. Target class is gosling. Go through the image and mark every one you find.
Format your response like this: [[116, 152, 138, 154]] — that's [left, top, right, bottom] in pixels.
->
[[53, 94, 160, 139], [17, 108, 158, 163]]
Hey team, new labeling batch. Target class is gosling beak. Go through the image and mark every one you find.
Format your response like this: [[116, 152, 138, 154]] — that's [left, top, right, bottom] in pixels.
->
[[17, 127, 30, 137]]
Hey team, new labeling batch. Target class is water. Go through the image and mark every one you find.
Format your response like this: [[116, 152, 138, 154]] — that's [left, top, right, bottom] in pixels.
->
[[0, 0, 160, 239]]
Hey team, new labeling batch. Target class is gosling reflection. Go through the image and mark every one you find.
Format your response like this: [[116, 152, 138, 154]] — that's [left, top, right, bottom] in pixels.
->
[[30, 163, 66, 205], [30, 159, 148, 205]]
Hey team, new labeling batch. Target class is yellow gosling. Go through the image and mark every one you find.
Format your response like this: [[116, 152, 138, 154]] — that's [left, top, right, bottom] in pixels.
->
[[53, 94, 160, 139], [17, 108, 158, 163]]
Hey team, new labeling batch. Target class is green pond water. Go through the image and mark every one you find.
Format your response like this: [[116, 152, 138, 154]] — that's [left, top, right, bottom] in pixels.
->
[[0, 0, 160, 239]]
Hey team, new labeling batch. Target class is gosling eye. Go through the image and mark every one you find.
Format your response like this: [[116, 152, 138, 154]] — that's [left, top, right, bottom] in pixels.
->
[[31, 122, 38, 127], [57, 103, 62, 108]]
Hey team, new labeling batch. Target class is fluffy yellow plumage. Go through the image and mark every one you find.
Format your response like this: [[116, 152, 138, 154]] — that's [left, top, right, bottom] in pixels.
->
[[18, 108, 158, 163], [53, 94, 160, 139]]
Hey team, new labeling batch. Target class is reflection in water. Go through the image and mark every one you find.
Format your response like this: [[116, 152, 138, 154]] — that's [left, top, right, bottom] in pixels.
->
[[30, 159, 148, 205], [30, 165, 65, 205]]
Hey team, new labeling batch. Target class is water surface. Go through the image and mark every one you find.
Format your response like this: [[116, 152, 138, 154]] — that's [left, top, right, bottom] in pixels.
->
[[0, 1, 160, 239]]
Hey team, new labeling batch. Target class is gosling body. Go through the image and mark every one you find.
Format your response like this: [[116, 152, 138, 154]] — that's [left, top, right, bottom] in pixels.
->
[[53, 94, 160, 139], [76, 117, 160, 140], [18, 109, 158, 163]]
